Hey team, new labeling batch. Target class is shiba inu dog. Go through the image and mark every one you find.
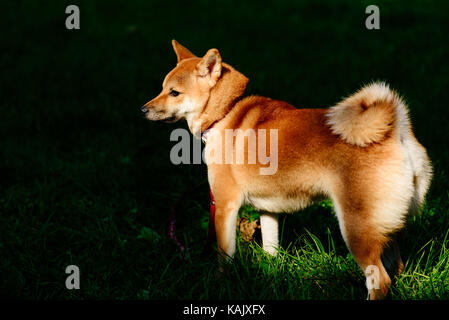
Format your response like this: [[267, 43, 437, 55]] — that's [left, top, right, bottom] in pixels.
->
[[142, 40, 432, 299]]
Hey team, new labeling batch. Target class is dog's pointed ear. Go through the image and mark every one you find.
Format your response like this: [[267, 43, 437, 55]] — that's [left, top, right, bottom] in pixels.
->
[[172, 40, 196, 63], [196, 49, 222, 87]]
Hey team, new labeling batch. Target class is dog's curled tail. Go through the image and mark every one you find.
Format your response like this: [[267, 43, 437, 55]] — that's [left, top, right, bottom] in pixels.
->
[[326, 82, 408, 147]]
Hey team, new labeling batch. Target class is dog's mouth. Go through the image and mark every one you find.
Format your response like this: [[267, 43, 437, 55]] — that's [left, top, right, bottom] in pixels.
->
[[162, 115, 178, 123], [143, 108, 178, 123]]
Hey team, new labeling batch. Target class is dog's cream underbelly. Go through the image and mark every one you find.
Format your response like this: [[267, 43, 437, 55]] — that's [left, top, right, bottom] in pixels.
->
[[245, 193, 318, 213], [241, 166, 332, 214]]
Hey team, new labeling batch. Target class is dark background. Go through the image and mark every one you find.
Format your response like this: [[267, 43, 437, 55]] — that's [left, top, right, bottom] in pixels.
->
[[1, 0, 449, 299]]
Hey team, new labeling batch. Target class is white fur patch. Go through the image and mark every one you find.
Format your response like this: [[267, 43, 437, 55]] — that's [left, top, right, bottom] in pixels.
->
[[260, 213, 279, 256]]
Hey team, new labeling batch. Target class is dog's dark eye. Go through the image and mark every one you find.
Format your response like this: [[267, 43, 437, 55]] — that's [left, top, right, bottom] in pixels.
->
[[169, 89, 180, 97]]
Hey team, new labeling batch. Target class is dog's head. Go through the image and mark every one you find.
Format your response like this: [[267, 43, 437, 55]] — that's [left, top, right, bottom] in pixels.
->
[[141, 40, 222, 124]]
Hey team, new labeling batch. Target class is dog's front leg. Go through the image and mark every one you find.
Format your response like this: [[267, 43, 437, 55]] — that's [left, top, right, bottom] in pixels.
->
[[209, 176, 242, 262], [260, 212, 279, 256], [214, 198, 241, 261]]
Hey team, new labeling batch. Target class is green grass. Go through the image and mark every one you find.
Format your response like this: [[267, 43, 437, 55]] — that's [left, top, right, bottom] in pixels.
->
[[1, 0, 449, 299]]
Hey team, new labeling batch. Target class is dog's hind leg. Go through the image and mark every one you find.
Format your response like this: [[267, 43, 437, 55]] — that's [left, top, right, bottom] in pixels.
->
[[381, 233, 405, 277], [341, 219, 392, 300], [332, 195, 395, 300], [260, 212, 279, 256]]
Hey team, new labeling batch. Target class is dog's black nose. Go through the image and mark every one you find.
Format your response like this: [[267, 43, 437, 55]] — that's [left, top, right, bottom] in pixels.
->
[[141, 105, 149, 114]]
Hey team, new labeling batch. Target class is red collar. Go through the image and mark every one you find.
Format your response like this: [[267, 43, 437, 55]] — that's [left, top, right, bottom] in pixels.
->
[[201, 129, 211, 143], [200, 121, 218, 143]]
